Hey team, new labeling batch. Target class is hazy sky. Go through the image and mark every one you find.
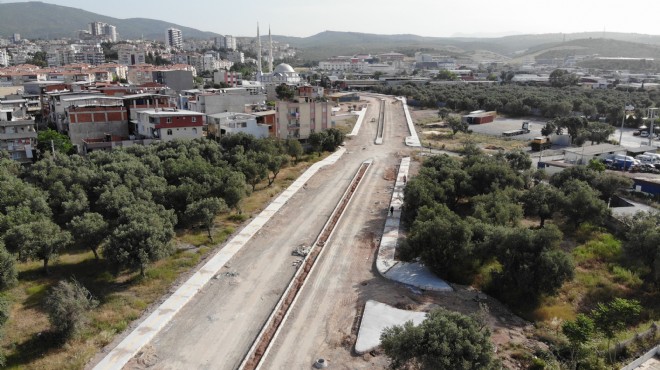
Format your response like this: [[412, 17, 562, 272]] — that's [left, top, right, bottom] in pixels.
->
[[8, 0, 660, 38]]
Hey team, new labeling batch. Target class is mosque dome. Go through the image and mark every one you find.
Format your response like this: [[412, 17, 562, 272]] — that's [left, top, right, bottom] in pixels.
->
[[274, 63, 295, 73]]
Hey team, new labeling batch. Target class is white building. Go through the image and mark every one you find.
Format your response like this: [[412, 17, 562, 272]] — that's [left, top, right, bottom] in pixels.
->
[[135, 108, 204, 142], [223, 35, 237, 50], [166, 28, 183, 49], [0, 49, 8, 67], [207, 112, 269, 138], [117, 45, 146, 66], [226, 51, 244, 63]]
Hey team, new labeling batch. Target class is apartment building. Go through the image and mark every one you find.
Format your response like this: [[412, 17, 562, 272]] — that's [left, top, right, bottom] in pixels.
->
[[275, 100, 332, 140], [166, 28, 183, 49], [0, 107, 36, 163], [135, 108, 204, 142]]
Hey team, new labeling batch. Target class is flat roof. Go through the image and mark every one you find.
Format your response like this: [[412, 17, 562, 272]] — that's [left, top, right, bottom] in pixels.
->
[[251, 110, 276, 116], [62, 96, 123, 102], [207, 112, 255, 119], [140, 108, 204, 116], [0, 99, 27, 104], [565, 143, 627, 156], [123, 93, 170, 99]]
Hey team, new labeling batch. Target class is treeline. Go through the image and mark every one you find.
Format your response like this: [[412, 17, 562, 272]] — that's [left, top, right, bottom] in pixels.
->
[[373, 83, 660, 125], [0, 132, 343, 351], [399, 146, 660, 306]]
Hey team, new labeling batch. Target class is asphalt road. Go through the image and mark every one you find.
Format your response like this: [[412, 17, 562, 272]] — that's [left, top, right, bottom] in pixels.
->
[[123, 96, 412, 369]]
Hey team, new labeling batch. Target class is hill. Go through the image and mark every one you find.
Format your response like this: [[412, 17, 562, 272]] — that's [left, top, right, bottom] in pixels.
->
[[0, 1, 221, 40]]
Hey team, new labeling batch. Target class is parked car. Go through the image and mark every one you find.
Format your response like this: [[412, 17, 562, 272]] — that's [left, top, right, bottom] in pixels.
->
[[633, 130, 641, 136], [641, 131, 650, 137]]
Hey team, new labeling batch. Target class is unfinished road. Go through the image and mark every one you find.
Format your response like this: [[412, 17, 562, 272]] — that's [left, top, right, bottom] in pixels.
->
[[120, 96, 411, 369]]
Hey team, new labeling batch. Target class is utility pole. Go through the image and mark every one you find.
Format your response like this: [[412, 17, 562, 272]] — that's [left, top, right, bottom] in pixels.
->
[[648, 108, 658, 147]]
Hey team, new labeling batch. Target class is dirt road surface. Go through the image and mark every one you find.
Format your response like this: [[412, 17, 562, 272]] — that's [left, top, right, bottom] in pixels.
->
[[124, 96, 408, 370]]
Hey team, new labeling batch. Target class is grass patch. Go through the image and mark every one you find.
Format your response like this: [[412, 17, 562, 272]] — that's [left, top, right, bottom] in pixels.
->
[[572, 233, 622, 265]]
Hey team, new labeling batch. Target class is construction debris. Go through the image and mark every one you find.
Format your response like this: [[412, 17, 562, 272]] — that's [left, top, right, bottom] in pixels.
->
[[292, 245, 311, 257]]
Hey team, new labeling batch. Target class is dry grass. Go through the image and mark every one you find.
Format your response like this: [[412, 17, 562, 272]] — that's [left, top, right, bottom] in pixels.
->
[[0, 155, 324, 370], [419, 129, 527, 153]]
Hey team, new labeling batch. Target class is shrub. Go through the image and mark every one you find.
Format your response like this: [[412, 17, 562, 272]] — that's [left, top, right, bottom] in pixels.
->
[[610, 266, 643, 288], [45, 279, 98, 340], [573, 233, 622, 265]]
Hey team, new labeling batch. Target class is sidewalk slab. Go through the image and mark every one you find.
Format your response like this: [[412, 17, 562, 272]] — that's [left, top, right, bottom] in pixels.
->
[[384, 262, 452, 292], [347, 107, 367, 137], [355, 300, 426, 354]]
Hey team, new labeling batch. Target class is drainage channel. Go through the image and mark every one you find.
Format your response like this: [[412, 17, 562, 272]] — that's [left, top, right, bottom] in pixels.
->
[[239, 159, 373, 370]]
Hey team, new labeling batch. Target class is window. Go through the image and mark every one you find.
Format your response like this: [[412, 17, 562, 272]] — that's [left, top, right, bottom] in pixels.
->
[[191, 117, 196, 122], [192, 128, 197, 134], [166, 117, 172, 123], [167, 129, 172, 135]]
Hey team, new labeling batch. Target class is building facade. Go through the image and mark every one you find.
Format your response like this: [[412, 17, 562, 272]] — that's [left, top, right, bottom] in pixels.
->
[[275, 100, 332, 140], [135, 108, 204, 142], [0, 108, 36, 163], [166, 28, 183, 49]]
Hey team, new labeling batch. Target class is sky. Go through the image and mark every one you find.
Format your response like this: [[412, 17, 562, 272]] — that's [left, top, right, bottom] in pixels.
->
[[6, 0, 660, 38]]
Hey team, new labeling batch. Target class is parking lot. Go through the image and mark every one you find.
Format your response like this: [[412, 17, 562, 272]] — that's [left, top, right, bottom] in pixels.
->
[[471, 118, 660, 150], [469, 118, 548, 141]]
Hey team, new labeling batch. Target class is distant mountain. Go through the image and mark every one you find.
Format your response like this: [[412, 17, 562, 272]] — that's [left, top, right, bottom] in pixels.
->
[[0, 1, 221, 40], [3, 2, 660, 65], [276, 30, 660, 61]]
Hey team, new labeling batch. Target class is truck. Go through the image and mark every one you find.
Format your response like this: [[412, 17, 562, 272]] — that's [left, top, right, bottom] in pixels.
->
[[605, 154, 639, 171], [502, 121, 530, 137], [530, 136, 551, 151], [462, 111, 496, 124]]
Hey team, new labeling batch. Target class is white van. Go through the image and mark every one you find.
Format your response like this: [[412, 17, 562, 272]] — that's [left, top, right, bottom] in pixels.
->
[[635, 154, 655, 164], [642, 152, 660, 163]]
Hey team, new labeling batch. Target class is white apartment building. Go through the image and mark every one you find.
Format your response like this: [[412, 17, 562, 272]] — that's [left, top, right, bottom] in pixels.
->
[[223, 35, 237, 50], [117, 45, 146, 65], [207, 112, 269, 138], [166, 28, 183, 49]]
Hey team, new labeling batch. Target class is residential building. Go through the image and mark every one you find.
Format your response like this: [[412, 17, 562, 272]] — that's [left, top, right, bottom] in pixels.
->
[[135, 108, 204, 141], [11, 33, 21, 44], [223, 35, 237, 50], [152, 69, 193, 91], [186, 87, 266, 114], [214, 70, 242, 87], [166, 28, 183, 49], [64, 96, 129, 151], [0, 107, 36, 163], [206, 112, 269, 139], [225, 51, 244, 63], [275, 100, 332, 140], [0, 49, 8, 67], [117, 45, 146, 65]]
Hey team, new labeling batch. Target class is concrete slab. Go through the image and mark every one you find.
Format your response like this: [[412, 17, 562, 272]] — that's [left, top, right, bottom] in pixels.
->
[[355, 300, 427, 354], [398, 97, 421, 147], [92, 148, 346, 370], [384, 262, 453, 292], [347, 107, 367, 137]]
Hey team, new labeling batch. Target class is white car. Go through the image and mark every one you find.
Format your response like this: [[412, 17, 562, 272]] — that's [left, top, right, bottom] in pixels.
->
[[640, 131, 650, 137]]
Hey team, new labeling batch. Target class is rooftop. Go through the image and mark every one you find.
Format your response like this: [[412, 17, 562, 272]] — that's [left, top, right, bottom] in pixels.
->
[[564, 143, 627, 156]]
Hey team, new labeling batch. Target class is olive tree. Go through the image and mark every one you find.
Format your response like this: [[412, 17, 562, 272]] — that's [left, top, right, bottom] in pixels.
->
[[381, 307, 497, 370], [45, 279, 98, 340]]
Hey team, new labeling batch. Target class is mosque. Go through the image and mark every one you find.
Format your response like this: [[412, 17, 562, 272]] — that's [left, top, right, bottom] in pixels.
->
[[256, 24, 301, 85]]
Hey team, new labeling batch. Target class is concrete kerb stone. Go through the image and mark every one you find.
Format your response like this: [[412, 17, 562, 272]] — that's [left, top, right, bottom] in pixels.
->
[[92, 148, 347, 370], [375, 157, 452, 292], [397, 97, 421, 147], [347, 107, 367, 137]]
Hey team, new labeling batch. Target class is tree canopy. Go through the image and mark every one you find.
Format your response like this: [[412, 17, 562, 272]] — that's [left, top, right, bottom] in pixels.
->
[[381, 307, 497, 370]]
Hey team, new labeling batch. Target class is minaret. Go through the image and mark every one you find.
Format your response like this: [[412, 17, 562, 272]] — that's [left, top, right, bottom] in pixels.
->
[[268, 26, 273, 73], [257, 23, 262, 75]]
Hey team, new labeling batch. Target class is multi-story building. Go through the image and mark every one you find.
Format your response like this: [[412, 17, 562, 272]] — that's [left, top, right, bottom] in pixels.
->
[[206, 112, 269, 139], [223, 35, 237, 50], [186, 87, 266, 114], [213, 70, 242, 87], [117, 45, 146, 66], [225, 51, 244, 63], [166, 28, 183, 49], [275, 99, 332, 140], [0, 107, 36, 163], [135, 108, 204, 142], [0, 49, 8, 67], [64, 96, 129, 151]]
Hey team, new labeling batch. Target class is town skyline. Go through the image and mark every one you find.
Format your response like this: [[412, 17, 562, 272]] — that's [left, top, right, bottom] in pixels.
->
[[4, 0, 660, 38]]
